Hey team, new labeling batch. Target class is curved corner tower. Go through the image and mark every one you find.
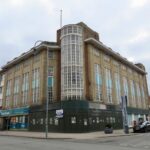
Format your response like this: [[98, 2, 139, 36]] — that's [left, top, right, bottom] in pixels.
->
[[60, 24, 84, 100]]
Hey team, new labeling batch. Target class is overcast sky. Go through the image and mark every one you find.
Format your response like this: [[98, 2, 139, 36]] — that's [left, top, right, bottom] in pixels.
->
[[0, 0, 150, 91]]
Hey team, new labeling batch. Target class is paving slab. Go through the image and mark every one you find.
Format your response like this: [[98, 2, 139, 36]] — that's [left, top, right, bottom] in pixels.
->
[[0, 129, 135, 140]]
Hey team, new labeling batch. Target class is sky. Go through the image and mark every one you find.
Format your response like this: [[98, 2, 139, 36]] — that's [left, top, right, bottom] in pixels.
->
[[0, 0, 150, 91]]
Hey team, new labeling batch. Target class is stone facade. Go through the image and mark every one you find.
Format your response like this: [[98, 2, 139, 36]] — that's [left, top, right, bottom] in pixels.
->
[[0, 22, 149, 132]]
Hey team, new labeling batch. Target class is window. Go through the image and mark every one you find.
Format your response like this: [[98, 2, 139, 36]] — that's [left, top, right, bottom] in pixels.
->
[[0, 87, 2, 94], [0, 98, 2, 107], [48, 76, 54, 102], [136, 83, 142, 107], [130, 80, 136, 106], [113, 60, 119, 66], [104, 54, 110, 62], [95, 64, 102, 101], [22, 73, 29, 105], [32, 68, 40, 103], [121, 65, 126, 70], [123, 77, 129, 105], [0, 75, 3, 84], [141, 85, 146, 108], [48, 66, 54, 76], [15, 65, 20, 72], [93, 48, 100, 56], [24, 60, 30, 67], [114, 73, 121, 104], [128, 68, 132, 74], [34, 55, 40, 63], [6, 80, 12, 107], [105, 68, 112, 103], [13, 77, 20, 107], [61, 25, 84, 100], [48, 51, 54, 59], [48, 66, 54, 102]]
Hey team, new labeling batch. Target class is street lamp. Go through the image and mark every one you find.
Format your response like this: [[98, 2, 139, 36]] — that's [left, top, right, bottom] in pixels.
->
[[34, 40, 49, 139]]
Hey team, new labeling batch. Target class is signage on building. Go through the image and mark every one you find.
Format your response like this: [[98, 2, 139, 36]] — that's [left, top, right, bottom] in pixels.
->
[[56, 109, 63, 118], [0, 107, 29, 117]]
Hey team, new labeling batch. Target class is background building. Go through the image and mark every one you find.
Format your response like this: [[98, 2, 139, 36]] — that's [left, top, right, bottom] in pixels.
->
[[0, 22, 149, 132]]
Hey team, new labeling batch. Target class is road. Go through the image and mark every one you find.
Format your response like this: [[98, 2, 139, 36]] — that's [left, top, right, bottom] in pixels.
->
[[0, 133, 150, 150]]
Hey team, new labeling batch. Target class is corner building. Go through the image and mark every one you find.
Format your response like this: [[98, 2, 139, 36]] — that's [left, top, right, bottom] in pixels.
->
[[0, 22, 149, 132]]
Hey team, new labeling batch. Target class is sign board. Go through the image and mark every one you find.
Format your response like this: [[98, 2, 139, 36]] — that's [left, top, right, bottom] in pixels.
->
[[56, 109, 63, 118], [0, 107, 29, 117]]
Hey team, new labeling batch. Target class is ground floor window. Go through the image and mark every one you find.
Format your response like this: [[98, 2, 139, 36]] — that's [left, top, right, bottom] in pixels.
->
[[9, 115, 28, 129]]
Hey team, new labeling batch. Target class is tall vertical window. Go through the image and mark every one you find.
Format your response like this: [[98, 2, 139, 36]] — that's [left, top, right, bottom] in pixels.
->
[[114, 73, 121, 104], [130, 80, 136, 106], [61, 25, 84, 100], [105, 68, 112, 103], [141, 85, 146, 108], [6, 80, 12, 107], [13, 77, 20, 107], [32, 68, 40, 103], [136, 83, 142, 107], [48, 66, 54, 102], [123, 77, 129, 105], [22, 73, 29, 105], [94, 64, 102, 101]]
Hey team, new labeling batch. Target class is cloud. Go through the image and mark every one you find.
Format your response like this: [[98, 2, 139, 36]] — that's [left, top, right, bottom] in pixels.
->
[[10, 0, 25, 7], [128, 30, 150, 44], [130, 0, 149, 8]]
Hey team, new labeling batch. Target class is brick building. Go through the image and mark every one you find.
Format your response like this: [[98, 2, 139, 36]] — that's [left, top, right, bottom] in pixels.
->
[[0, 22, 149, 132]]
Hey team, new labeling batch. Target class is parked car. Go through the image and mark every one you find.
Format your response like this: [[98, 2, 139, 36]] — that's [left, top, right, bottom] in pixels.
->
[[133, 121, 150, 133]]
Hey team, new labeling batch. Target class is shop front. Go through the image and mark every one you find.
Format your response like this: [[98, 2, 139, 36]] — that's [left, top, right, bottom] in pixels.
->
[[0, 107, 29, 130]]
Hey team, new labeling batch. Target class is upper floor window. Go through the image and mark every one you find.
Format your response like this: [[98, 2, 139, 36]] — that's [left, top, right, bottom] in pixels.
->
[[34, 55, 40, 63], [0, 87, 2, 94], [136, 83, 142, 107], [104, 54, 110, 62], [121, 65, 126, 70], [0, 76, 2, 84], [113, 60, 119, 66], [48, 51, 54, 59], [24, 60, 30, 67], [114, 73, 121, 104], [105, 68, 112, 103], [93, 48, 100, 57], [22, 72, 29, 105], [128, 68, 132, 74], [15, 64, 20, 72], [130, 80, 136, 106], [32, 68, 40, 103], [6, 80, 12, 96], [123, 77, 129, 105], [94, 64, 102, 101]]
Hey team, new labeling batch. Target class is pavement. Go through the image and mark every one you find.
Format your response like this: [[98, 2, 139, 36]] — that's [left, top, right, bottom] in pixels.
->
[[0, 129, 135, 140]]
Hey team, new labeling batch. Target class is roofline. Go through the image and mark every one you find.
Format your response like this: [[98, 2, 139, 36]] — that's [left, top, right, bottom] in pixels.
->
[[2, 42, 60, 70], [84, 38, 146, 74]]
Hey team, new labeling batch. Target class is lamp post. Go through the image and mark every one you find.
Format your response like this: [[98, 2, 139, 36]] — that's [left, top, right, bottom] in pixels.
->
[[34, 40, 49, 139]]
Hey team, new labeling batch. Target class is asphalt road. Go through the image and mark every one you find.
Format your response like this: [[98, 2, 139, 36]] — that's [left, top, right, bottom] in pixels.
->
[[0, 133, 150, 150]]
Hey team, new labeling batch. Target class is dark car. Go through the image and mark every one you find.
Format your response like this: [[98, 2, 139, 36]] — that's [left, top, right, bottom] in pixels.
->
[[133, 121, 150, 133]]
